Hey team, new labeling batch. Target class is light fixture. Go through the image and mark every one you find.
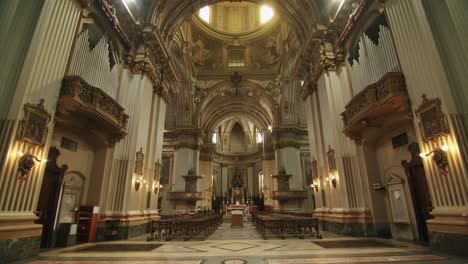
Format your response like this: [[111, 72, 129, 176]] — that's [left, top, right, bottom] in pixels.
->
[[310, 183, 319, 192], [326, 176, 337, 188], [154, 182, 163, 194], [268, 125, 272, 132], [419, 144, 449, 176], [17, 151, 47, 182], [135, 177, 146, 191]]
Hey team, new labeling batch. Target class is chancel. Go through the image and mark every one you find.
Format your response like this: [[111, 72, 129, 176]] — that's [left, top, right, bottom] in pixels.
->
[[1, 0, 468, 263]]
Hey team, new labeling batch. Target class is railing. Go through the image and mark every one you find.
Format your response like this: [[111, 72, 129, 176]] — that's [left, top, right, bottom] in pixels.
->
[[341, 72, 409, 142], [58, 76, 128, 145]]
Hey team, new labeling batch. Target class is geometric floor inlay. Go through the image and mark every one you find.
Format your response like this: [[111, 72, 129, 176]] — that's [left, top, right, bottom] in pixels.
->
[[28, 260, 202, 264], [267, 255, 446, 263], [71, 243, 163, 252], [313, 240, 399, 248], [212, 242, 259, 252]]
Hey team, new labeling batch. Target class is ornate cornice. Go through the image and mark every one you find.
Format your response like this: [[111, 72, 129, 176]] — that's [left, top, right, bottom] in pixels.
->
[[124, 55, 170, 102]]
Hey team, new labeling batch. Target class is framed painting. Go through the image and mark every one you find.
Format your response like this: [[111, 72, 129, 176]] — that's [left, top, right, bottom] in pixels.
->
[[415, 95, 448, 141], [18, 99, 51, 146]]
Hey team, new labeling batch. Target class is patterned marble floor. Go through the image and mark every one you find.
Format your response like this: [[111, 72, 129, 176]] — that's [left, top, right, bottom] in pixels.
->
[[21, 223, 468, 264]]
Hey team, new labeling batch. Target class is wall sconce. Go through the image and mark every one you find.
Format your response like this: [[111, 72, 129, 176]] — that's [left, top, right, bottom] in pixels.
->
[[135, 177, 146, 191], [310, 183, 319, 192], [153, 183, 163, 194], [419, 144, 449, 176], [326, 176, 337, 188], [17, 151, 47, 182]]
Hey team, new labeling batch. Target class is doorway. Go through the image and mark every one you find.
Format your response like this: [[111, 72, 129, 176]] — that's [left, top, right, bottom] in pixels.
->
[[36, 147, 67, 248], [402, 142, 433, 243]]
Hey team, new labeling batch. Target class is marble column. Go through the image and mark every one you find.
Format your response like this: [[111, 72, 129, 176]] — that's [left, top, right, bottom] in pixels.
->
[[0, 0, 83, 262], [385, 0, 468, 255]]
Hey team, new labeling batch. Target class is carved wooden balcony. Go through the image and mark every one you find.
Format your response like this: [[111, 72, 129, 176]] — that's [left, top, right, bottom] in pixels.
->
[[341, 72, 409, 142], [56, 76, 128, 146], [167, 192, 203, 202], [272, 191, 307, 201]]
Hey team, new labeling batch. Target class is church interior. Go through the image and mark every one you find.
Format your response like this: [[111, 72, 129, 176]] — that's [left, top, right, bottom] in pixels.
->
[[0, 0, 467, 263]]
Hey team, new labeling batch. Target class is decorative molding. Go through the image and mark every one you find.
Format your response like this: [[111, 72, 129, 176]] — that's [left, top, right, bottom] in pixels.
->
[[341, 72, 409, 143]]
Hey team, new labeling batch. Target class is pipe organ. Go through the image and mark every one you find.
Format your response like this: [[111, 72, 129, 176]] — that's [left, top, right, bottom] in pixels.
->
[[68, 30, 120, 99], [348, 24, 401, 94]]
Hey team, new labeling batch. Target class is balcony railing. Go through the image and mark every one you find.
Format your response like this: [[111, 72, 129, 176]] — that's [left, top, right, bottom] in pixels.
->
[[57, 76, 128, 146], [341, 72, 409, 142]]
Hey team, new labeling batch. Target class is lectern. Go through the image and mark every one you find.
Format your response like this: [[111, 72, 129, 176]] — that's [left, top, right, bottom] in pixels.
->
[[230, 205, 245, 227]]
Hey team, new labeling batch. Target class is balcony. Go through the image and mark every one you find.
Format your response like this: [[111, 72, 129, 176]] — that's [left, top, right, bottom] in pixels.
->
[[56, 76, 128, 146], [341, 72, 409, 142]]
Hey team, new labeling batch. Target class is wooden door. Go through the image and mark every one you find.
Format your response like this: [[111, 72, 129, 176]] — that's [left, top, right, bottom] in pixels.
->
[[402, 143, 433, 242], [36, 147, 67, 248]]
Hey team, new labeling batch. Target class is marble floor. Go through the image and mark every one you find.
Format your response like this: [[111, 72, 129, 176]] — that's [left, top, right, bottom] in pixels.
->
[[21, 223, 468, 264]]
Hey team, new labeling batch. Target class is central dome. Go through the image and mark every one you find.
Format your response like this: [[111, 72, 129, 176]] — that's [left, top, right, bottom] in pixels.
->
[[197, 2, 274, 34]]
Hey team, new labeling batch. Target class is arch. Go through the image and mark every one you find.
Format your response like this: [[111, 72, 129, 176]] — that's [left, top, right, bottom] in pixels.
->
[[197, 79, 278, 131], [149, 0, 324, 43]]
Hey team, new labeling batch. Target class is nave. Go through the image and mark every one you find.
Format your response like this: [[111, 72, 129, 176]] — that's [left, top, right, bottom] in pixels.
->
[[1, 0, 468, 263], [23, 220, 467, 264]]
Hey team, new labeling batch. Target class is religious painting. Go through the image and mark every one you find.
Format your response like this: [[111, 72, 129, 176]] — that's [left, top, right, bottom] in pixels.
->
[[415, 95, 448, 141], [134, 147, 144, 175], [327, 146, 337, 172], [18, 99, 51, 146]]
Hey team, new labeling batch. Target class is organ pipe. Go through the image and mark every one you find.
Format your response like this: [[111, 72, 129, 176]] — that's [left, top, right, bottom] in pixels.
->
[[68, 30, 119, 99], [348, 25, 401, 94]]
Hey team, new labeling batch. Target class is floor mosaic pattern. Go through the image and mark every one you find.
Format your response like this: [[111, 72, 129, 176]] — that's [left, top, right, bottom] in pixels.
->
[[20, 222, 468, 264]]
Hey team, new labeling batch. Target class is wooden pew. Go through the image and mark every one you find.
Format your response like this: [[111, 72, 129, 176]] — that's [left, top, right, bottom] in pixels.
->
[[147, 213, 222, 241], [253, 213, 321, 240]]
